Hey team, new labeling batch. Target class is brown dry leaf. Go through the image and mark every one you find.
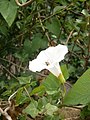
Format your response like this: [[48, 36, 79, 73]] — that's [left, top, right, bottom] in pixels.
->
[[59, 107, 81, 120]]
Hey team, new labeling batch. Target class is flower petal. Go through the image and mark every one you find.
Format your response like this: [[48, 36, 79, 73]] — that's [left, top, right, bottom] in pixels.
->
[[29, 44, 68, 77], [29, 51, 49, 72], [47, 62, 61, 77], [29, 59, 46, 72], [44, 44, 68, 63]]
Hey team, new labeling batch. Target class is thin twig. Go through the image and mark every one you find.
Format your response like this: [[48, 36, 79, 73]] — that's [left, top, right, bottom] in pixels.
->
[[24, 87, 31, 100], [38, 12, 51, 42], [0, 108, 12, 120], [15, 0, 33, 7], [1, 64, 19, 81], [0, 91, 17, 120], [65, 82, 72, 88], [8, 91, 18, 102], [65, 30, 74, 45], [64, 116, 80, 120], [0, 57, 46, 77], [41, 3, 74, 23], [0, 57, 26, 71]]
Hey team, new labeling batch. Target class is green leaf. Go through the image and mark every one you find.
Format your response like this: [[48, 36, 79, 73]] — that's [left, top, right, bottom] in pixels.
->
[[45, 103, 58, 116], [14, 50, 29, 62], [23, 39, 31, 53], [0, 23, 8, 36], [63, 69, 90, 105], [36, 0, 44, 4], [81, 9, 90, 17], [18, 76, 31, 85], [20, 0, 27, 3], [0, 80, 7, 89], [30, 85, 45, 96], [30, 33, 48, 53], [23, 100, 39, 118], [79, 0, 86, 1], [38, 97, 48, 110], [80, 106, 90, 119], [44, 115, 60, 120], [2, 90, 12, 96], [53, 6, 66, 14], [46, 17, 60, 37], [61, 64, 69, 80], [18, 115, 26, 120], [16, 88, 28, 105], [23, 34, 48, 55], [0, 0, 18, 26], [42, 74, 60, 95]]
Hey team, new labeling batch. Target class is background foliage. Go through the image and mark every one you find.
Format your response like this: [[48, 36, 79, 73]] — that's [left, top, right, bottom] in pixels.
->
[[0, 0, 90, 119]]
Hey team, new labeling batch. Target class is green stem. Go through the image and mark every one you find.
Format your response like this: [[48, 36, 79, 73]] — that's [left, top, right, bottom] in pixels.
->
[[58, 73, 66, 84], [58, 73, 66, 99]]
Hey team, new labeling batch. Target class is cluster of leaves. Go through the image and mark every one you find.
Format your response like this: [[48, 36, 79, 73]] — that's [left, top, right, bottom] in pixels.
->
[[0, 0, 90, 119]]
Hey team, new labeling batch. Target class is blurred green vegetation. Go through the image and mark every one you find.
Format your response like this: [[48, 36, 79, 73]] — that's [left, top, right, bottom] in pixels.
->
[[0, 0, 90, 119]]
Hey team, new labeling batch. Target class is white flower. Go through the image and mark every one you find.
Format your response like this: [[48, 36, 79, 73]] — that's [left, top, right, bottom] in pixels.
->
[[29, 44, 68, 79]]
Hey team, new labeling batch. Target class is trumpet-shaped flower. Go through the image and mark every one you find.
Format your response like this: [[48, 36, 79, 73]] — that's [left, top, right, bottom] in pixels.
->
[[29, 44, 68, 83]]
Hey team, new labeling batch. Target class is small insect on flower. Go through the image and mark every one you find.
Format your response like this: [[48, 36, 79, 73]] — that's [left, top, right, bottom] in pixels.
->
[[45, 62, 50, 66], [29, 44, 68, 83]]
